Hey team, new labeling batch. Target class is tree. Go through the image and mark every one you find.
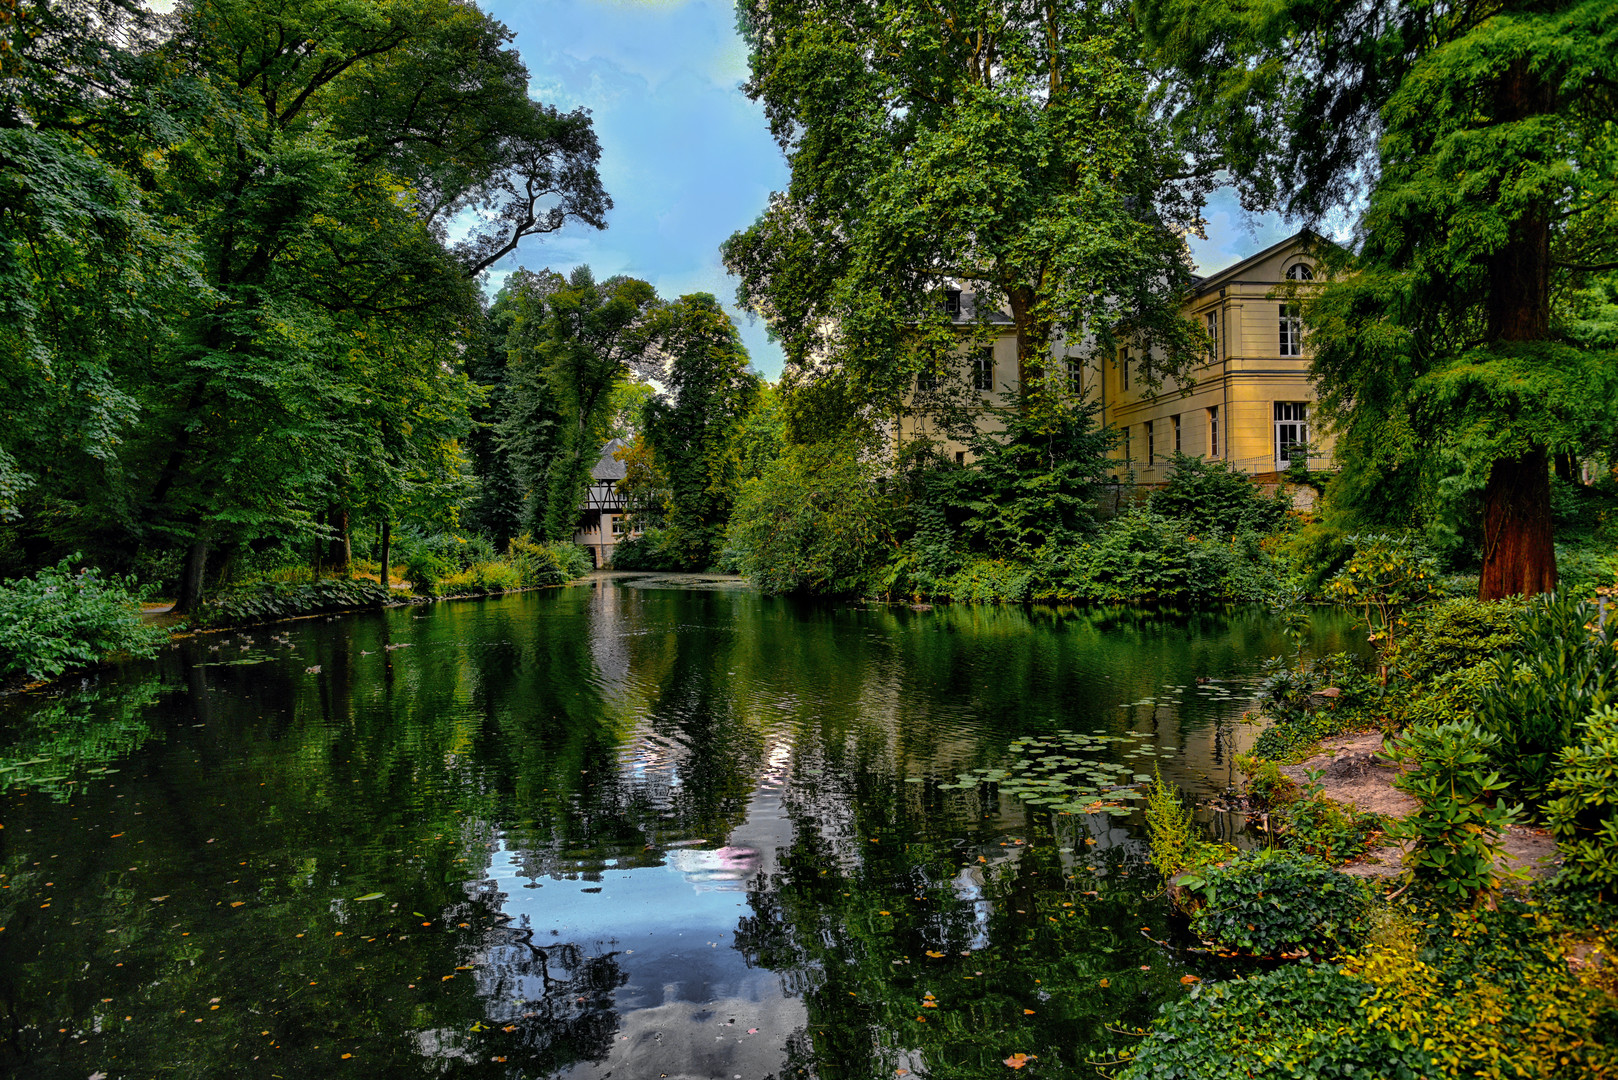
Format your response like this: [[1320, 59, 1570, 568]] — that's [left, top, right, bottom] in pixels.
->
[[1142, 0, 1618, 598], [721, 0, 1209, 420], [496, 267, 660, 541], [643, 294, 760, 569]]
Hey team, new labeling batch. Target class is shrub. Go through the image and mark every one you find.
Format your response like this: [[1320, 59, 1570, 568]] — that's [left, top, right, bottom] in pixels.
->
[[1236, 753, 1298, 809], [1181, 848, 1370, 958], [1147, 451, 1293, 539], [0, 556, 169, 681], [402, 549, 451, 597], [1386, 720, 1520, 903], [1545, 705, 1618, 893], [1385, 596, 1524, 685], [508, 535, 590, 585], [1323, 532, 1441, 652], [199, 577, 395, 626], [1477, 592, 1618, 805], [1056, 509, 1276, 605], [1118, 962, 1424, 1080], [608, 529, 679, 570], [439, 561, 522, 595], [1279, 773, 1384, 864], [1144, 770, 1224, 880]]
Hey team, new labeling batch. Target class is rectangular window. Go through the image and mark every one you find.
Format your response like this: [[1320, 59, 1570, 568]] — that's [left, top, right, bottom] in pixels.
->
[[1208, 405, 1219, 458], [1123, 425, 1132, 463], [1119, 346, 1130, 392], [1279, 304, 1303, 356], [955, 450, 966, 466], [1204, 309, 1219, 359], [944, 288, 962, 317], [1066, 357, 1081, 394], [917, 360, 938, 391], [1146, 420, 1155, 464], [971, 347, 994, 392], [1274, 402, 1309, 467], [610, 516, 629, 536], [1173, 414, 1182, 454]]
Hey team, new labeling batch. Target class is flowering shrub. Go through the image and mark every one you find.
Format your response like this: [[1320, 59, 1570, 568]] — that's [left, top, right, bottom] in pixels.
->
[[0, 556, 168, 681]]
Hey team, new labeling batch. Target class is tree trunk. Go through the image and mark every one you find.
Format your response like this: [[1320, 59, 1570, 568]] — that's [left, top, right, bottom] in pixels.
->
[[1479, 449, 1557, 600], [1006, 285, 1048, 410], [175, 539, 209, 614], [327, 506, 352, 575], [1476, 61, 1558, 598], [378, 518, 392, 591]]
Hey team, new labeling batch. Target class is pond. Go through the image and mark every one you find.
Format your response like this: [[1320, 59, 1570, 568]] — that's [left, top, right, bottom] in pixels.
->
[[0, 577, 1365, 1079]]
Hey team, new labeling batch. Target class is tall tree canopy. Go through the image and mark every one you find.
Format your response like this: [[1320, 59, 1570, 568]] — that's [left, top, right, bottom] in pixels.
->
[[722, 0, 1210, 420], [495, 267, 661, 543], [643, 293, 761, 569], [1143, 0, 1618, 597], [0, 0, 609, 606]]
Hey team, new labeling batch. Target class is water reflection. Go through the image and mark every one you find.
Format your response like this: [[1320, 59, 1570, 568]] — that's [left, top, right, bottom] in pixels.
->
[[0, 582, 1363, 1079]]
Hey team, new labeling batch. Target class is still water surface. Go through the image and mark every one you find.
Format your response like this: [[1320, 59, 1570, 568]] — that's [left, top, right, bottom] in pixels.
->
[[0, 577, 1363, 1079]]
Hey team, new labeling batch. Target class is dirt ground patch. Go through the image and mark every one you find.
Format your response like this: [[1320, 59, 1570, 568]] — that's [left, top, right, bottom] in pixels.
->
[[1281, 731, 1561, 882]]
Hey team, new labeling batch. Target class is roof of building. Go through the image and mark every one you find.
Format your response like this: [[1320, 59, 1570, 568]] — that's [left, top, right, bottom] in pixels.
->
[[1188, 227, 1328, 297], [590, 438, 630, 482]]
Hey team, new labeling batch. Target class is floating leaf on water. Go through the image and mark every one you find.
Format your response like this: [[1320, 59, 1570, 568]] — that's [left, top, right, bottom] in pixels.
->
[[904, 777, 923, 783], [354, 892, 385, 901]]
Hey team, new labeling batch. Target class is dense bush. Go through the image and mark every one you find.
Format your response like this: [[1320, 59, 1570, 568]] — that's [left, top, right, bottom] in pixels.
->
[[608, 528, 681, 570], [1127, 900, 1618, 1080], [1147, 452, 1292, 539], [1324, 532, 1441, 651], [1546, 705, 1618, 892], [0, 557, 169, 681], [507, 536, 591, 585], [199, 577, 396, 626], [1041, 509, 1278, 605], [1385, 596, 1524, 684], [1280, 780, 1384, 864], [1386, 720, 1519, 903], [1477, 593, 1618, 805], [438, 561, 523, 595], [1120, 962, 1429, 1080], [1182, 848, 1370, 958]]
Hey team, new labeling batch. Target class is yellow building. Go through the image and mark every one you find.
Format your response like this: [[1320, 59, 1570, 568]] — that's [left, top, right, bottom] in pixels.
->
[[896, 229, 1334, 484]]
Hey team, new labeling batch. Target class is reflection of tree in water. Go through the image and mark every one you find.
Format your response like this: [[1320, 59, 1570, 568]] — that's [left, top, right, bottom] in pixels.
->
[[734, 774, 1188, 1079]]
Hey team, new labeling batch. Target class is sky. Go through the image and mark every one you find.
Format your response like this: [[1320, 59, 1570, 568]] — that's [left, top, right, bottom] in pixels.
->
[[479, 1, 1298, 379]]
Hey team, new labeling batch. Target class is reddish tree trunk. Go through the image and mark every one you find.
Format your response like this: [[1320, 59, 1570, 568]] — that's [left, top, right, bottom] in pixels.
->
[[1479, 449, 1557, 600], [1476, 62, 1558, 598]]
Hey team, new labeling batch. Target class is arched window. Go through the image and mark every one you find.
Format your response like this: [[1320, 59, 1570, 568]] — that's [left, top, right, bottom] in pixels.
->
[[1286, 263, 1314, 281]]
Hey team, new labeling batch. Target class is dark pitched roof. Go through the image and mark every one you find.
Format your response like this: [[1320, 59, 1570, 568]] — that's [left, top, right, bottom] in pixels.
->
[[590, 438, 629, 482]]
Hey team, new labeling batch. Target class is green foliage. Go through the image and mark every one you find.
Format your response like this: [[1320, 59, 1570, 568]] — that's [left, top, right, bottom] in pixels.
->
[[1386, 597, 1524, 685], [726, 438, 892, 595], [1280, 772, 1384, 865], [438, 561, 523, 596], [507, 536, 591, 586], [1144, 771, 1219, 881], [402, 550, 451, 598], [497, 267, 661, 542], [1050, 510, 1277, 606], [642, 293, 760, 569], [1118, 962, 1427, 1080], [1147, 453, 1292, 539], [1236, 753, 1297, 810], [1324, 533, 1442, 652], [1387, 721, 1520, 903], [1546, 706, 1618, 893], [1477, 593, 1618, 805], [954, 404, 1114, 558], [724, 0, 1206, 416], [1182, 849, 1370, 958], [198, 577, 394, 627], [0, 557, 168, 682], [607, 528, 680, 571]]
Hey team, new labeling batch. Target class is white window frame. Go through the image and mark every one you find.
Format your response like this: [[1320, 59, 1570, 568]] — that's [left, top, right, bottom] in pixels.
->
[[1204, 309, 1219, 359], [1286, 263, 1314, 281], [971, 347, 994, 392], [1274, 402, 1309, 469], [1208, 405, 1219, 458], [1279, 304, 1303, 357]]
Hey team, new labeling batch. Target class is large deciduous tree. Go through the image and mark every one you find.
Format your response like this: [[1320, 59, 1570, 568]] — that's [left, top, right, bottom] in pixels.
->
[[496, 267, 661, 542], [1143, 0, 1618, 598], [643, 293, 761, 570], [721, 0, 1209, 419]]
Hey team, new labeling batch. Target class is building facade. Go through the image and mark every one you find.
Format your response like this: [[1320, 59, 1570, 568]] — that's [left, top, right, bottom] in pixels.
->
[[573, 438, 635, 568], [896, 230, 1334, 483]]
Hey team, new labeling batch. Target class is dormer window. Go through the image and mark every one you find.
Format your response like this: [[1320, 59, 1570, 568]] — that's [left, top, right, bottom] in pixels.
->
[[944, 288, 962, 317], [1286, 263, 1314, 281]]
